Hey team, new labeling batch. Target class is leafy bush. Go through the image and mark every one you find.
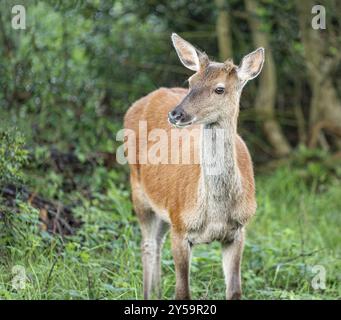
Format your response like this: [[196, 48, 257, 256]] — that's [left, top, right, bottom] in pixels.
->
[[291, 145, 341, 190], [0, 129, 28, 185]]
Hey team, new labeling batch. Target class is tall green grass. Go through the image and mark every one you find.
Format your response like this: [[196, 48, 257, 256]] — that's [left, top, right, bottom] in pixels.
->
[[0, 164, 340, 299]]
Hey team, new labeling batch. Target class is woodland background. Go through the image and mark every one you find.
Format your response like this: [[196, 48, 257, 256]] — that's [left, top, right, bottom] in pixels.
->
[[0, 0, 340, 299]]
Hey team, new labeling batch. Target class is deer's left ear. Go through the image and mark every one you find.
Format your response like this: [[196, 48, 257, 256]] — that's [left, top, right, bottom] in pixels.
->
[[237, 47, 265, 83]]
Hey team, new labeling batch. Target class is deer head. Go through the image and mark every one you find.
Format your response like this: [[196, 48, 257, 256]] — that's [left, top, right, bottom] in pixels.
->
[[168, 33, 265, 128]]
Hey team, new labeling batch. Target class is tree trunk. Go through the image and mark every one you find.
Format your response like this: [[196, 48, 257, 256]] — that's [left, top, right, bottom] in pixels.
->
[[215, 0, 233, 60], [245, 0, 292, 156], [296, 0, 341, 148]]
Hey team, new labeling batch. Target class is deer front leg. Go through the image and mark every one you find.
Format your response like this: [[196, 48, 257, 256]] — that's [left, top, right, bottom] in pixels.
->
[[171, 230, 192, 300], [221, 228, 245, 300]]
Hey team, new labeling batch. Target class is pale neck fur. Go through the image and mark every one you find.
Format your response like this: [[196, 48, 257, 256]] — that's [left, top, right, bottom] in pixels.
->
[[199, 112, 242, 207]]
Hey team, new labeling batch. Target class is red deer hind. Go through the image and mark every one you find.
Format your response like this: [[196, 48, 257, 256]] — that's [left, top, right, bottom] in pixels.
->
[[124, 33, 264, 299]]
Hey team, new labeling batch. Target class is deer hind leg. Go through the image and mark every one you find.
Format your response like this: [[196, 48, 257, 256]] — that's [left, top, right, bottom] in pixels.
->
[[137, 206, 156, 300], [221, 227, 245, 300], [171, 229, 192, 300], [139, 211, 169, 300], [151, 218, 169, 299], [132, 182, 169, 299]]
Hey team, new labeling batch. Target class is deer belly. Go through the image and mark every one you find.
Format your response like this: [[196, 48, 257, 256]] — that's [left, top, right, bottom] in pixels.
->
[[186, 217, 240, 245]]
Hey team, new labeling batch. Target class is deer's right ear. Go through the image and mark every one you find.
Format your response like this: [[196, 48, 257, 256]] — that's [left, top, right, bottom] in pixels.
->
[[171, 33, 200, 72]]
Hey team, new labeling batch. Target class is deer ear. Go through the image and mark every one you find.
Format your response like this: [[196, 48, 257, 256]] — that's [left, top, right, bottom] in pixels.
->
[[171, 33, 201, 71], [237, 47, 265, 83]]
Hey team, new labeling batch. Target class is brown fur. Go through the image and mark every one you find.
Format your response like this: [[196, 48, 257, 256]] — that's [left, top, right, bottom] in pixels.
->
[[125, 88, 198, 232], [124, 87, 255, 232]]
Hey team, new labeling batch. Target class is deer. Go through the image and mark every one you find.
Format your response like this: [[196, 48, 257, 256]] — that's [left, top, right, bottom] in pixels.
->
[[124, 33, 264, 300]]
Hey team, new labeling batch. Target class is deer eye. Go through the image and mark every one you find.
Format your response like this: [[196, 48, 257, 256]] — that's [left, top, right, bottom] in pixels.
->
[[215, 87, 225, 94]]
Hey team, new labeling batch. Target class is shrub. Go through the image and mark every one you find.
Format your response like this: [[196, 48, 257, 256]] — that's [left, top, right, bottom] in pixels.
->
[[0, 129, 28, 185]]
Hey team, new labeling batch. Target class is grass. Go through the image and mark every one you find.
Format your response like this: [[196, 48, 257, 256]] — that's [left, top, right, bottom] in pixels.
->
[[0, 162, 340, 300]]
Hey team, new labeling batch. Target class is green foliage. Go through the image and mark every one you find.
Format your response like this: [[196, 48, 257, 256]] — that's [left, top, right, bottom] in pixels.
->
[[0, 130, 28, 185], [0, 0, 173, 158], [0, 165, 340, 299], [291, 145, 341, 189], [0, 201, 41, 255]]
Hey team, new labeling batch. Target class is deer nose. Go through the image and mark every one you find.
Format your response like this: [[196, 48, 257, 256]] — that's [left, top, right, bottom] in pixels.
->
[[168, 108, 185, 124]]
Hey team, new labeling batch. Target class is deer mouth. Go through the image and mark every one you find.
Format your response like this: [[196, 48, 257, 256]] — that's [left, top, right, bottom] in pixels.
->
[[168, 117, 196, 128], [174, 121, 194, 128]]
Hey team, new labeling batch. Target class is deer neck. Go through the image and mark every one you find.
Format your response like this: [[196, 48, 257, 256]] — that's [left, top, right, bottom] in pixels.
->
[[199, 114, 241, 205]]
